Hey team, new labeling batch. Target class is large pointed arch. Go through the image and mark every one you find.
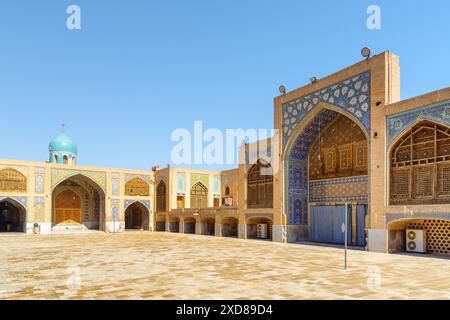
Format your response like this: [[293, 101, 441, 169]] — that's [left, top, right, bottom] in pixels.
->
[[284, 102, 369, 156], [124, 201, 150, 230], [284, 102, 370, 227], [52, 173, 106, 230]]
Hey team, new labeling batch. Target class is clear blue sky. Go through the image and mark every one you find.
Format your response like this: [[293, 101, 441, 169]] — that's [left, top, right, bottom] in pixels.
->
[[1, 0, 449, 171]]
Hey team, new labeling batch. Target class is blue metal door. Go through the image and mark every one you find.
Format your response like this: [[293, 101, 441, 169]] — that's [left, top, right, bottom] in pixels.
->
[[356, 204, 368, 247], [310, 205, 352, 244]]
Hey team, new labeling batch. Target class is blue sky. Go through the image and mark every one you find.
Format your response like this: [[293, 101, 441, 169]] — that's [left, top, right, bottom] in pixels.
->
[[1, 0, 449, 171]]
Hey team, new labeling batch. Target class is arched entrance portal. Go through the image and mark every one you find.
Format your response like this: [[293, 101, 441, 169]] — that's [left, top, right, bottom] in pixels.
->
[[247, 217, 273, 240], [0, 199, 26, 233], [52, 174, 105, 231], [125, 202, 149, 230], [285, 106, 369, 245]]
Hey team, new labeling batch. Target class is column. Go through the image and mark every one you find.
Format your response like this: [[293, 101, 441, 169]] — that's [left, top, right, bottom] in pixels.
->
[[215, 216, 222, 237], [195, 219, 202, 235], [166, 214, 170, 232], [179, 216, 185, 234]]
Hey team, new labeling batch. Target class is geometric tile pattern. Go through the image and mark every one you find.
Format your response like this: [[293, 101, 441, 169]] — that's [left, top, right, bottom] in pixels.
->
[[51, 169, 106, 191], [34, 167, 45, 193], [407, 219, 450, 256], [387, 100, 450, 144], [111, 173, 120, 196], [309, 176, 368, 202], [33, 196, 45, 223], [124, 199, 151, 210], [111, 199, 120, 221], [283, 72, 371, 146]]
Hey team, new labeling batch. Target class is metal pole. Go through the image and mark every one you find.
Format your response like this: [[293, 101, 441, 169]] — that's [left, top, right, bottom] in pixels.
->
[[344, 203, 348, 270]]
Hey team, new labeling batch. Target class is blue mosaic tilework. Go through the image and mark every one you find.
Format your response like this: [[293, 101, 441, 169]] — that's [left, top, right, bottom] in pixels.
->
[[287, 109, 342, 224], [387, 100, 450, 144], [310, 176, 368, 186], [283, 72, 371, 146], [309, 177, 368, 205]]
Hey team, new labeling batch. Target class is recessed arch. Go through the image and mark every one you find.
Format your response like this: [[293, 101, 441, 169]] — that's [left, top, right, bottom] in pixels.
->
[[0, 198, 26, 233], [247, 159, 273, 209], [190, 182, 208, 208], [125, 201, 149, 230], [389, 120, 450, 205], [52, 173, 106, 231], [246, 217, 273, 240], [156, 180, 167, 212], [387, 217, 450, 256], [284, 103, 370, 236]]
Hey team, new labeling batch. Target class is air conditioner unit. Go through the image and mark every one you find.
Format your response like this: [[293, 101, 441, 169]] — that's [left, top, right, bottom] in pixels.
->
[[406, 229, 427, 253], [257, 224, 268, 239]]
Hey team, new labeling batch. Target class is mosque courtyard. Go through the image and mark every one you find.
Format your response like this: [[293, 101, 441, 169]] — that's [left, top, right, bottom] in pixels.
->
[[0, 232, 449, 300]]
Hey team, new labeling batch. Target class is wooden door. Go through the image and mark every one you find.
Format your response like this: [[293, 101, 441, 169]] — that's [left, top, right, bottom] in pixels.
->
[[55, 190, 82, 224], [132, 207, 142, 228]]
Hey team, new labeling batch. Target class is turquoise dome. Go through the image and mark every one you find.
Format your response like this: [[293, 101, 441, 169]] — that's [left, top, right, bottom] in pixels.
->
[[49, 133, 77, 153]]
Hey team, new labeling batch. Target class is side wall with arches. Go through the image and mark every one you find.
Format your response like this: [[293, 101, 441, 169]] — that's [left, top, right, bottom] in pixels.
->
[[383, 89, 450, 255], [0, 159, 155, 234]]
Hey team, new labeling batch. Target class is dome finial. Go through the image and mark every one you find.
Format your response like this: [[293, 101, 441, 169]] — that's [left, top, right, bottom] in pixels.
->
[[61, 123, 65, 134]]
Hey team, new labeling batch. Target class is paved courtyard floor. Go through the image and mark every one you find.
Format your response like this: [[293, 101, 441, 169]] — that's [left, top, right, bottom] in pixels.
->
[[0, 231, 449, 300]]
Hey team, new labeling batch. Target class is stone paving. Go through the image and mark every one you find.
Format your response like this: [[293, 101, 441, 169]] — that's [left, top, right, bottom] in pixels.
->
[[0, 231, 449, 300]]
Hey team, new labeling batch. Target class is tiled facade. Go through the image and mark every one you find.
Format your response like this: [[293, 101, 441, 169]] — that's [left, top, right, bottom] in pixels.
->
[[1, 51, 450, 256]]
